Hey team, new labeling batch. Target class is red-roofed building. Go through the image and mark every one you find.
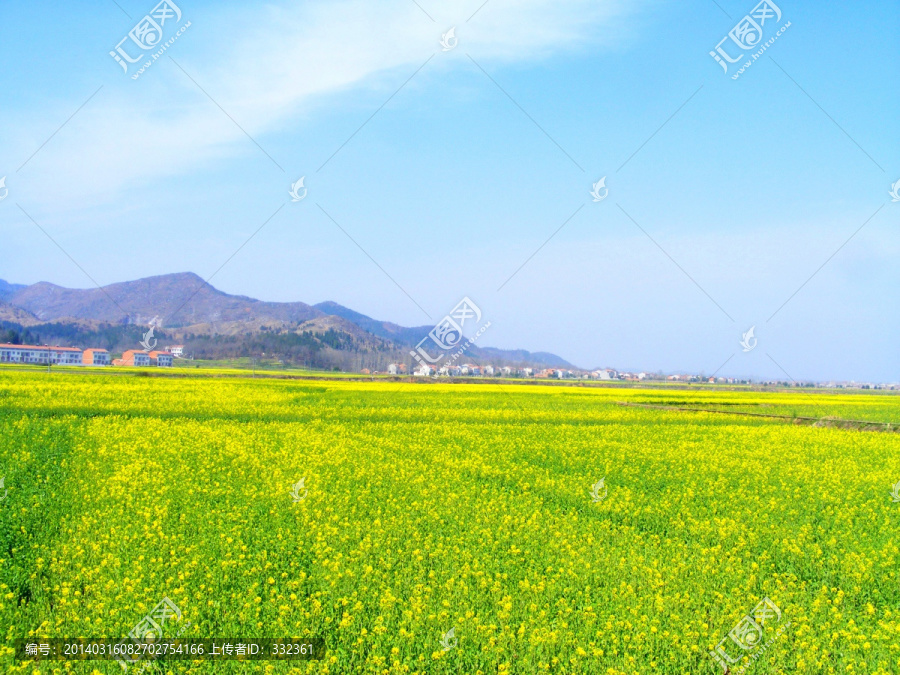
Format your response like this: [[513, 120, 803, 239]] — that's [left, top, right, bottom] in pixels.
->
[[148, 351, 173, 367], [0, 344, 82, 365], [82, 348, 110, 366], [118, 350, 151, 367]]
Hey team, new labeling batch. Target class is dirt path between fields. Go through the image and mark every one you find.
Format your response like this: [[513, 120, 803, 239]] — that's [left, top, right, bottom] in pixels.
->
[[616, 401, 899, 433]]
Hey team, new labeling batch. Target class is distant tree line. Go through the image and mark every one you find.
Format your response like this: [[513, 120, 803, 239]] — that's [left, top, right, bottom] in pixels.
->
[[0, 321, 168, 352], [0, 320, 528, 374], [183, 327, 402, 370], [0, 325, 40, 345]]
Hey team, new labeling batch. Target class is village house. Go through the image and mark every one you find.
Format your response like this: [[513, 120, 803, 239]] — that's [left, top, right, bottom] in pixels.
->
[[148, 351, 174, 367], [82, 348, 110, 365], [116, 350, 152, 367], [0, 343, 83, 365], [165, 345, 184, 357]]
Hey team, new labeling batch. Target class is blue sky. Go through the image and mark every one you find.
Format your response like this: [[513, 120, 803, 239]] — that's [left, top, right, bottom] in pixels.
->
[[0, 0, 897, 381]]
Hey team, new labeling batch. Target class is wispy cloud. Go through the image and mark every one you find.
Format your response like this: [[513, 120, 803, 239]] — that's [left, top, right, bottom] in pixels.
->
[[6, 0, 638, 205]]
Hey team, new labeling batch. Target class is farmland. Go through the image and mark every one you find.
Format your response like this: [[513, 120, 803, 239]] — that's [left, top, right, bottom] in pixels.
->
[[1, 369, 899, 673]]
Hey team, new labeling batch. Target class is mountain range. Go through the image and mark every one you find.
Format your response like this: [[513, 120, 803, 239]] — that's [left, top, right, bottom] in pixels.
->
[[0, 273, 572, 369]]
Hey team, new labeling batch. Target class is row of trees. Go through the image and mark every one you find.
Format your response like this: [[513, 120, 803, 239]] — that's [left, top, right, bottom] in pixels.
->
[[183, 328, 410, 371], [0, 325, 40, 345], [0, 320, 534, 375], [0, 321, 166, 352]]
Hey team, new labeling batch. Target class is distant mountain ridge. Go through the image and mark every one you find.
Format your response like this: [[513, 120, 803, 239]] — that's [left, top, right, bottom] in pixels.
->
[[313, 301, 572, 368], [0, 280, 26, 302], [7, 272, 322, 326], [0, 273, 573, 368], [0, 300, 40, 326], [313, 301, 433, 346]]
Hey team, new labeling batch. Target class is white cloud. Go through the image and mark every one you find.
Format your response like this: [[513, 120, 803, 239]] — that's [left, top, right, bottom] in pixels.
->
[[6, 0, 638, 207]]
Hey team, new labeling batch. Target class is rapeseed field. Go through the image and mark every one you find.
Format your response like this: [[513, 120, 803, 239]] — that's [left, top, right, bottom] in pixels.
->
[[1, 370, 898, 673]]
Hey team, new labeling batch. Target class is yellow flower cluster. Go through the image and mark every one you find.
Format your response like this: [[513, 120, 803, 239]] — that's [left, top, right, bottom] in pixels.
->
[[0, 370, 898, 673]]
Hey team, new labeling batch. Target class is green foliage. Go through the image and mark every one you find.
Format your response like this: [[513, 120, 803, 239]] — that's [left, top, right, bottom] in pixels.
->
[[0, 372, 898, 673]]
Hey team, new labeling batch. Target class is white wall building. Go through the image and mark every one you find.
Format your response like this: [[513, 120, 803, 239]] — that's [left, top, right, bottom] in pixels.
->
[[0, 344, 83, 365], [149, 351, 174, 367], [82, 348, 110, 365]]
